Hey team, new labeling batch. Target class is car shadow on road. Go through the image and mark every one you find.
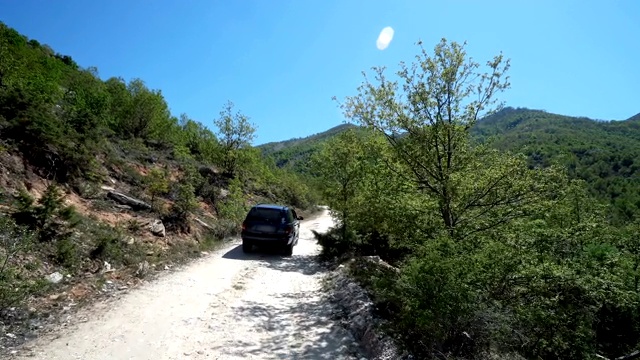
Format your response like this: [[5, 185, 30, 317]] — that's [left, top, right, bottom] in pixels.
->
[[207, 291, 358, 359], [222, 244, 284, 260], [222, 245, 324, 276]]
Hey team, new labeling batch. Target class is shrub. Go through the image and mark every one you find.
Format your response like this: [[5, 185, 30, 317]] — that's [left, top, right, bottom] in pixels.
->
[[163, 183, 197, 233], [217, 177, 247, 225], [146, 167, 170, 205], [12, 184, 79, 243], [54, 237, 79, 269], [313, 226, 357, 260], [0, 216, 38, 308]]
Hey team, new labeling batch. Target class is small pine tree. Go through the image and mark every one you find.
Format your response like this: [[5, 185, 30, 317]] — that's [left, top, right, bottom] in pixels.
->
[[146, 167, 170, 202], [12, 183, 79, 243]]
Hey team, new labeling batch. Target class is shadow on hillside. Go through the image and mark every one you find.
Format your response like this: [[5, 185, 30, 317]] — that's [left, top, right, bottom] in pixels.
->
[[206, 291, 356, 359], [222, 245, 324, 276]]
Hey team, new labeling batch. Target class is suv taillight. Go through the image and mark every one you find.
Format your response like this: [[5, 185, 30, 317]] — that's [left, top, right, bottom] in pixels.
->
[[284, 225, 293, 234], [241, 222, 247, 231]]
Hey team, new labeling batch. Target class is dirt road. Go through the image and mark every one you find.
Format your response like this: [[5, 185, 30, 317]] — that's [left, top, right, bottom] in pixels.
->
[[16, 209, 362, 360]]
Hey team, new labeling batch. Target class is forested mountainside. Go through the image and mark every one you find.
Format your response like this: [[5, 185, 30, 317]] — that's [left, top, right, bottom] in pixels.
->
[[0, 21, 319, 350], [472, 107, 640, 221], [258, 123, 357, 173]]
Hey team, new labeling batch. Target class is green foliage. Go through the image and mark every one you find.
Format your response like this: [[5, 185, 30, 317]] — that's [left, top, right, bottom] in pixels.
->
[[338, 39, 559, 240], [9, 184, 81, 270], [214, 101, 256, 177], [317, 38, 640, 359], [181, 162, 206, 195], [311, 129, 367, 228], [313, 226, 357, 260], [217, 177, 247, 225], [89, 223, 144, 266], [473, 107, 640, 223], [162, 181, 198, 234], [175, 183, 198, 215], [54, 237, 79, 269], [12, 184, 79, 244], [146, 167, 170, 202], [258, 123, 358, 173], [177, 113, 221, 163], [312, 127, 428, 260], [269, 168, 319, 209], [0, 216, 40, 308], [105, 77, 175, 141]]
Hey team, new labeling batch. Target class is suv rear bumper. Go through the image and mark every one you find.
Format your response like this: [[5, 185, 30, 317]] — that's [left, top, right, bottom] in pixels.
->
[[241, 234, 296, 246]]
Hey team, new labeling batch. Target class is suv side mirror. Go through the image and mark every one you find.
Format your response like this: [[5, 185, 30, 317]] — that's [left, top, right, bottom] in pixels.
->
[[297, 216, 304, 220]]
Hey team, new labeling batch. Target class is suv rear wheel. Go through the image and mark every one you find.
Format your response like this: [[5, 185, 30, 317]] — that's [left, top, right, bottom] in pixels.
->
[[283, 243, 293, 257], [242, 240, 252, 253]]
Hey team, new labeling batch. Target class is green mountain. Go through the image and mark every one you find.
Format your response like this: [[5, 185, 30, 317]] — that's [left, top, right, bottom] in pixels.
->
[[257, 123, 358, 173], [627, 112, 640, 123], [471, 107, 640, 220]]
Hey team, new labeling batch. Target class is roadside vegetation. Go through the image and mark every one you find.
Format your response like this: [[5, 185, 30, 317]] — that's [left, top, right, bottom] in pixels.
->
[[312, 38, 640, 359]]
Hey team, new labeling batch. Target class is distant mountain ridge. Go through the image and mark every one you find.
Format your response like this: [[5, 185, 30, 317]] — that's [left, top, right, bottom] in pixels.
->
[[259, 107, 640, 172], [472, 107, 640, 145], [257, 123, 358, 172], [627, 112, 640, 122]]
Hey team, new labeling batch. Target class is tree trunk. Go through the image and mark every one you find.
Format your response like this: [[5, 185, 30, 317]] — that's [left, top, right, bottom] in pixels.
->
[[440, 187, 455, 238]]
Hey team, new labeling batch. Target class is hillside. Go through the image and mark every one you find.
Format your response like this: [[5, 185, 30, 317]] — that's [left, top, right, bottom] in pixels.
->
[[257, 123, 358, 173], [0, 21, 319, 352], [627, 112, 640, 122], [472, 107, 640, 221]]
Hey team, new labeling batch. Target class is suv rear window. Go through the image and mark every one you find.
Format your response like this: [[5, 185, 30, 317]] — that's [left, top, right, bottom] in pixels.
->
[[246, 207, 283, 222]]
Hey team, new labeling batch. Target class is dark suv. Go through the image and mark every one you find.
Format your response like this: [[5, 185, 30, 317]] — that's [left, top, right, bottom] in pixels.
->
[[240, 204, 304, 256]]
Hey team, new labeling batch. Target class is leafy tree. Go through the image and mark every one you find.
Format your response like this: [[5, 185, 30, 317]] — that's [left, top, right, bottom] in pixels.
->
[[104, 77, 176, 142], [125, 78, 173, 139], [311, 129, 366, 239], [214, 101, 256, 177], [311, 128, 420, 259], [163, 182, 198, 234], [338, 38, 563, 239], [178, 113, 220, 163], [104, 76, 131, 131], [60, 67, 111, 136], [217, 177, 247, 225]]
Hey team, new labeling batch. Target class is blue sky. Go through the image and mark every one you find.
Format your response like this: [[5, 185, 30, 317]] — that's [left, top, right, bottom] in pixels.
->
[[1, 0, 638, 144]]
